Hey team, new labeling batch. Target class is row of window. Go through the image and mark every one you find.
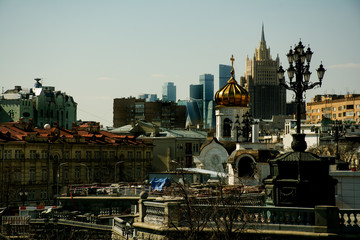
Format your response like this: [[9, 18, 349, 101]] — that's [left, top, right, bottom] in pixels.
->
[[309, 104, 360, 113], [308, 111, 360, 120], [1, 150, 152, 160]]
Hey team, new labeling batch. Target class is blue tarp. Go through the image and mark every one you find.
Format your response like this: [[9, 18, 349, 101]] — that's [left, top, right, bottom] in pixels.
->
[[150, 178, 171, 191]]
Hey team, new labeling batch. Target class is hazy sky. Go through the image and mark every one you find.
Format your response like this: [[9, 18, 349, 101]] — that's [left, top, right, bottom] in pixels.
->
[[1, 0, 359, 126]]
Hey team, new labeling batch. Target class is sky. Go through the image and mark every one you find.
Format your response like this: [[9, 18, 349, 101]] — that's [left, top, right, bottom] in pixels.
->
[[1, 0, 359, 127]]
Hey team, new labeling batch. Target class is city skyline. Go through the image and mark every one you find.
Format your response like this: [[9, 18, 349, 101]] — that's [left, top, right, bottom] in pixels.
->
[[1, 0, 359, 126]]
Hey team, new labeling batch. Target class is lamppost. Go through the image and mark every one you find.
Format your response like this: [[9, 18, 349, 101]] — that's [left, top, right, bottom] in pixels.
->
[[278, 40, 326, 151], [242, 111, 253, 142], [234, 114, 241, 143], [328, 120, 346, 161]]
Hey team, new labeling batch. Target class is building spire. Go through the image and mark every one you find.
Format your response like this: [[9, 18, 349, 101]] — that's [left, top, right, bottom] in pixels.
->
[[261, 23, 265, 42]]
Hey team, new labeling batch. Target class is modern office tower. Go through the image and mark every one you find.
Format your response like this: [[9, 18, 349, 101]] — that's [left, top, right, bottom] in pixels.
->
[[0, 78, 77, 129], [138, 93, 158, 102], [113, 97, 186, 129], [199, 74, 215, 129], [189, 84, 203, 100], [219, 64, 232, 90], [162, 82, 176, 102], [242, 24, 286, 119]]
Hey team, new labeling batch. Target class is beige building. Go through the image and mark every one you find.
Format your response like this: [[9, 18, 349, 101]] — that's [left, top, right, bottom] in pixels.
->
[[306, 94, 360, 123]]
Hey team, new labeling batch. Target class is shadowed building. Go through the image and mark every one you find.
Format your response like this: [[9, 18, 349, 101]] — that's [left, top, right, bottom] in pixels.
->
[[241, 25, 286, 119], [113, 97, 186, 129]]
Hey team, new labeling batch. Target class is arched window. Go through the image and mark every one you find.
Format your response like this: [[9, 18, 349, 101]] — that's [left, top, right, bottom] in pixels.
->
[[237, 156, 255, 177], [223, 118, 232, 137]]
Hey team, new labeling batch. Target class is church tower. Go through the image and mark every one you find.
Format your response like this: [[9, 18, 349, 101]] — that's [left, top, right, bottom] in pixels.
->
[[215, 55, 250, 142], [242, 24, 286, 119]]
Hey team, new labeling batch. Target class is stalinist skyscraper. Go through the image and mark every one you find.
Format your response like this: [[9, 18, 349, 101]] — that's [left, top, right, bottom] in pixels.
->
[[241, 24, 286, 119]]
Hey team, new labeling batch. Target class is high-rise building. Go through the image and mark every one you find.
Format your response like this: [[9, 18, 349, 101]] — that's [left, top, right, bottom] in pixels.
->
[[199, 74, 215, 129], [189, 84, 203, 100], [0, 78, 77, 129], [241, 25, 286, 119], [162, 82, 176, 102], [138, 93, 158, 102], [219, 64, 232, 90]]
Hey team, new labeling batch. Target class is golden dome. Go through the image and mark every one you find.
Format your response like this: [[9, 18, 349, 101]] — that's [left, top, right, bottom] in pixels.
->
[[215, 55, 250, 107]]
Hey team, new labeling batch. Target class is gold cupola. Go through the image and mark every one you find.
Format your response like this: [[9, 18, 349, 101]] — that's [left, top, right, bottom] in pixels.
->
[[215, 55, 250, 107]]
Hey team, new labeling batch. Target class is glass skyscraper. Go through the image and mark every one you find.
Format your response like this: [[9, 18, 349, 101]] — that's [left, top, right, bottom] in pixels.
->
[[219, 64, 232, 90], [162, 82, 176, 102], [199, 74, 215, 129]]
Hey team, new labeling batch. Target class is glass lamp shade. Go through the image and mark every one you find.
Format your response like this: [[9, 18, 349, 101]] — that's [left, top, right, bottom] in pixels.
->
[[277, 66, 285, 80], [300, 53, 306, 64], [304, 68, 311, 82], [287, 49, 293, 64], [297, 40, 305, 55], [305, 47, 313, 63], [287, 64, 295, 80], [293, 49, 299, 62], [317, 63, 326, 80]]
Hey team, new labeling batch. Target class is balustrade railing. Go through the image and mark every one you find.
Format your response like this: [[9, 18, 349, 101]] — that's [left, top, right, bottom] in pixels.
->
[[143, 201, 166, 225], [339, 209, 360, 233]]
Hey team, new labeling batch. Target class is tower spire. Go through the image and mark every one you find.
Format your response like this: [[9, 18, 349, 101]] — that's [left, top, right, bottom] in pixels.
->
[[261, 23, 265, 42]]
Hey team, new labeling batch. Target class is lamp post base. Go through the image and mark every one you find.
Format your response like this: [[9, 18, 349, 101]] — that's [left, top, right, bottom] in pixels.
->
[[291, 134, 307, 152]]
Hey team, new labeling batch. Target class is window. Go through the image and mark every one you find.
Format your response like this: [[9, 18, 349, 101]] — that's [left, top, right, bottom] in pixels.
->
[[136, 151, 141, 160], [95, 151, 101, 160], [4, 150, 11, 159], [86, 151, 92, 160], [103, 152, 108, 160], [75, 167, 81, 179], [317, 109, 320, 113], [338, 106, 342, 111], [41, 169, 48, 181], [75, 151, 81, 160], [41, 190, 47, 200], [333, 114, 336, 118], [62, 167, 69, 181], [338, 113, 342, 117], [15, 150, 22, 159], [146, 152, 151, 161], [14, 169, 21, 182], [41, 150, 48, 159], [128, 151, 133, 161], [357, 112, 360, 116], [29, 168, 36, 183], [357, 104, 360, 109], [110, 151, 115, 160], [333, 107, 336, 111], [28, 190, 36, 201], [63, 151, 70, 160], [346, 111, 354, 117], [312, 109, 315, 113], [30, 150, 36, 159], [223, 118, 232, 137]]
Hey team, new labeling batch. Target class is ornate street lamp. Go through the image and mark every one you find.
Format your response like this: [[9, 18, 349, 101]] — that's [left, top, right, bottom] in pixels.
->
[[328, 120, 346, 161], [278, 40, 326, 151], [242, 111, 253, 142]]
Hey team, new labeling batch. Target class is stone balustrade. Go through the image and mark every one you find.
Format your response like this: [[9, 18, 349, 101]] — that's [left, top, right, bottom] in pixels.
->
[[138, 200, 360, 235], [339, 209, 360, 233]]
